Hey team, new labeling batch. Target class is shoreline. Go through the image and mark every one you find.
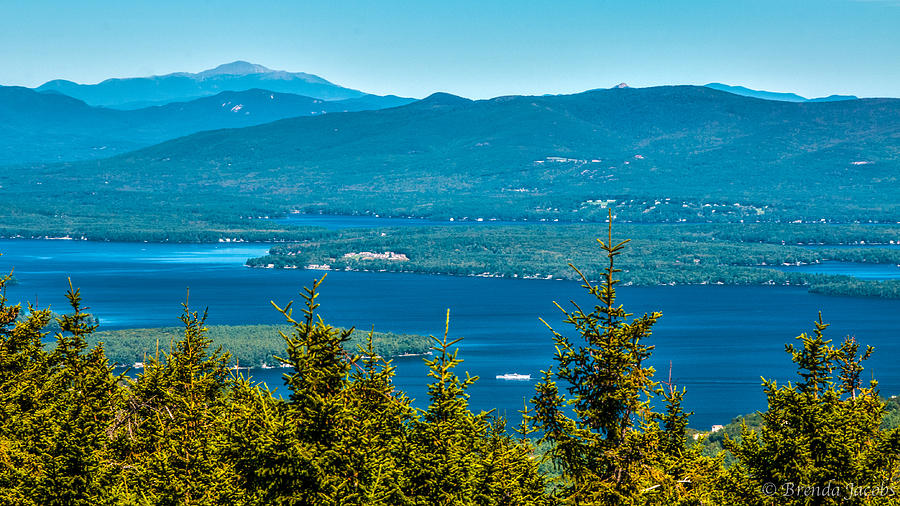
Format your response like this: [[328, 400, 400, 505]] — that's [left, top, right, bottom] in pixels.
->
[[245, 263, 900, 299]]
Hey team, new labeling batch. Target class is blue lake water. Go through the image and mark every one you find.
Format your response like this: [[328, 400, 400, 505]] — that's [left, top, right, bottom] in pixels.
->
[[778, 261, 900, 280], [2, 239, 899, 430]]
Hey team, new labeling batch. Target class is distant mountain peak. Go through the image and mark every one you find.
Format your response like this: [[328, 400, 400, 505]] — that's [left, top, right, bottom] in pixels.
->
[[198, 61, 272, 77], [34, 61, 368, 108], [614, 83, 630, 89], [417, 92, 472, 107]]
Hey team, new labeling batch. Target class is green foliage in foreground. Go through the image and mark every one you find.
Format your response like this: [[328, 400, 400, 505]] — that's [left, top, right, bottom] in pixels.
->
[[698, 397, 900, 466], [0, 272, 550, 505], [89, 324, 430, 368], [3, 227, 900, 504], [528, 224, 729, 503], [721, 317, 900, 504]]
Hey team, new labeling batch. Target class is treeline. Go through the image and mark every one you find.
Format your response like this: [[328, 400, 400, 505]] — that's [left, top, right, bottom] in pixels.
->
[[89, 324, 431, 367], [249, 223, 900, 298], [810, 279, 900, 298], [4, 231, 900, 504], [700, 223, 900, 245], [0, 215, 322, 243]]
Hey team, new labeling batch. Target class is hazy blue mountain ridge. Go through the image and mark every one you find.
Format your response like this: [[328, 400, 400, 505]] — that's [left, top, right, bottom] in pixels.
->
[[0, 86, 415, 164], [705, 83, 858, 102], [35, 60, 369, 108]]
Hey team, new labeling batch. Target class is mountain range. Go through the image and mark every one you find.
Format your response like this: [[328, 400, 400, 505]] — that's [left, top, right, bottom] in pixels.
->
[[4, 61, 878, 167], [3, 62, 898, 238], [8, 85, 896, 238], [0, 86, 413, 164], [35, 61, 372, 108]]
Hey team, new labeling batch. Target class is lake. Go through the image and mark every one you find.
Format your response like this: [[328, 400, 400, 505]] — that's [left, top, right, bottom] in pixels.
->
[[777, 261, 900, 279], [2, 238, 899, 430]]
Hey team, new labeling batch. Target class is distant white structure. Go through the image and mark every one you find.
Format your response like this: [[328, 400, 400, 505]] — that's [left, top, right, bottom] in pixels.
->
[[342, 251, 409, 261]]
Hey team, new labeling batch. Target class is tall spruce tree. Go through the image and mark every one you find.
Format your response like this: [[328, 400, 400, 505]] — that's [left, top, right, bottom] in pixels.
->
[[221, 275, 417, 505], [0, 277, 121, 505], [530, 214, 724, 505], [723, 315, 900, 505], [405, 310, 551, 505], [110, 297, 240, 504]]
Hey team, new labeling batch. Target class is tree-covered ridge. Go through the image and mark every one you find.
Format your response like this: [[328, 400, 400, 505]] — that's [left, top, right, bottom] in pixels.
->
[[3, 228, 900, 504], [249, 223, 900, 298], [3, 85, 900, 241], [0, 86, 414, 165], [89, 324, 431, 368]]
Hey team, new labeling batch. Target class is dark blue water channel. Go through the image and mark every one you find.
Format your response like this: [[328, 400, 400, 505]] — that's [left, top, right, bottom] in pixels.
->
[[2, 237, 899, 430]]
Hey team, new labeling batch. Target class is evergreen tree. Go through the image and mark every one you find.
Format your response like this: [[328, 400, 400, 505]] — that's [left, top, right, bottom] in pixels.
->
[[723, 314, 900, 505], [222, 275, 416, 505], [110, 297, 240, 504], [530, 214, 722, 504], [405, 310, 551, 505], [0, 278, 121, 505]]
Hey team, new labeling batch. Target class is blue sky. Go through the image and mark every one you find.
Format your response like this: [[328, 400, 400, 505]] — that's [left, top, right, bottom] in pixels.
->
[[2, 0, 898, 99]]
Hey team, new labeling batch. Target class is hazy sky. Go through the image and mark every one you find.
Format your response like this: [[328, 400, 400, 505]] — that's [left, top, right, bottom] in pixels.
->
[[2, 0, 898, 99]]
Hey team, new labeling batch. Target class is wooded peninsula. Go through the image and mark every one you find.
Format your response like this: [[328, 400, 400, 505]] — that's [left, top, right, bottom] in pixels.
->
[[248, 222, 900, 298]]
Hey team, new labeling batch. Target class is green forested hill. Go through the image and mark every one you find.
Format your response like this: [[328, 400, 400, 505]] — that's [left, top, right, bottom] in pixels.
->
[[3, 85, 900, 239]]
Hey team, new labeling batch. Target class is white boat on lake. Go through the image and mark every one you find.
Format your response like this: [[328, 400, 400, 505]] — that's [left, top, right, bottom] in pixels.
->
[[495, 373, 531, 381]]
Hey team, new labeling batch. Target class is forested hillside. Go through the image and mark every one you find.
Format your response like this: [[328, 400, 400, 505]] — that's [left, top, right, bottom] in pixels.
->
[[0, 86, 412, 164], [3, 85, 899, 241], [85, 86, 900, 222]]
